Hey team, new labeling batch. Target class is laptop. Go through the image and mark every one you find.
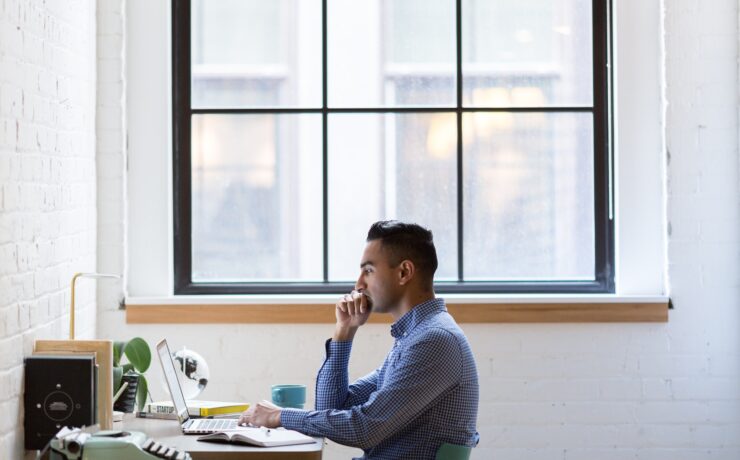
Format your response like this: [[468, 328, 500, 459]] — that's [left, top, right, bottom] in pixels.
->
[[156, 338, 243, 434]]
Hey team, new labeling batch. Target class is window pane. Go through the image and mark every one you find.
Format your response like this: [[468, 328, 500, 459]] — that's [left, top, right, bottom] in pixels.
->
[[191, 114, 323, 281], [191, 0, 322, 108], [327, 113, 457, 281], [462, 0, 593, 107], [328, 0, 456, 107], [463, 112, 594, 280]]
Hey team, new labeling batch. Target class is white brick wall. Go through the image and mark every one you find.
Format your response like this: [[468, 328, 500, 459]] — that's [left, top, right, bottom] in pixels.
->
[[96, 0, 127, 310], [0, 1, 97, 458]]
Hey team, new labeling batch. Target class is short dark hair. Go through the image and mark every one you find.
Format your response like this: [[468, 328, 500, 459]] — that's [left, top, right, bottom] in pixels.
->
[[366, 220, 438, 280]]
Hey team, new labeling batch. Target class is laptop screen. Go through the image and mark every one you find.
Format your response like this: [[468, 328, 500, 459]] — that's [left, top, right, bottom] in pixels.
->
[[156, 339, 190, 423]]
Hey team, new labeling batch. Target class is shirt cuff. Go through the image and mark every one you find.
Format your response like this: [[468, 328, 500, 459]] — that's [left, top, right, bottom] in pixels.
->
[[326, 338, 352, 362], [280, 408, 309, 431]]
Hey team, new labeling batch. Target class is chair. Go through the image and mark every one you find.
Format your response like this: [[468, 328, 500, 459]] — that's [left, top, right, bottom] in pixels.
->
[[435, 442, 472, 460]]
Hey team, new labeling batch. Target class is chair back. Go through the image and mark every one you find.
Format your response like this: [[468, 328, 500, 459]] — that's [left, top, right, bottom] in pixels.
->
[[435, 442, 472, 460]]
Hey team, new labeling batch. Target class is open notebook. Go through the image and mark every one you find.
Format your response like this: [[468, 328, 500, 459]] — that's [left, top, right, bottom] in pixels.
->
[[197, 427, 315, 447]]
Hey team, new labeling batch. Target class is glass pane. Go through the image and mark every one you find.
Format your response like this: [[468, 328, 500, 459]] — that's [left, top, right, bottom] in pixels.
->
[[328, 0, 456, 107], [463, 112, 594, 280], [462, 0, 592, 107], [191, 0, 322, 108], [327, 113, 457, 281], [192, 114, 323, 281]]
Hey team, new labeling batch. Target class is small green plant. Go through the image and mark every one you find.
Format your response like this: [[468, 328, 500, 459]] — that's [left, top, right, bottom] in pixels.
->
[[113, 337, 151, 412]]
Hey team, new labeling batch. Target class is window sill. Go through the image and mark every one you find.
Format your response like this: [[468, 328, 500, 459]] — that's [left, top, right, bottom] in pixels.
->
[[125, 295, 669, 323]]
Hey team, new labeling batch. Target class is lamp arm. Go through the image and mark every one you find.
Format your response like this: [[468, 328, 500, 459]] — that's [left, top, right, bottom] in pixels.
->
[[69, 272, 84, 340], [69, 272, 121, 340]]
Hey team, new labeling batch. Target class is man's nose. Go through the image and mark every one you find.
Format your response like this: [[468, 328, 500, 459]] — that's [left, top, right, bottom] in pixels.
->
[[355, 276, 365, 290]]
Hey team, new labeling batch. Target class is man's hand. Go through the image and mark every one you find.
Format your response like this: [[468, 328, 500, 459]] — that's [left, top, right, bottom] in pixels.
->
[[334, 290, 371, 341], [238, 400, 282, 428]]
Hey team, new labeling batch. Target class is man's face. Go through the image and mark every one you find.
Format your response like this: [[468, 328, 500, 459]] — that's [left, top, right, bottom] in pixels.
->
[[355, 240, 403, 314]]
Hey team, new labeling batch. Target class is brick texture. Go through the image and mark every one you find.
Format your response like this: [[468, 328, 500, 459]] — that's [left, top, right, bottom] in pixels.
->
[[0, 0, 97, 458], [96, 0, 126, 309]]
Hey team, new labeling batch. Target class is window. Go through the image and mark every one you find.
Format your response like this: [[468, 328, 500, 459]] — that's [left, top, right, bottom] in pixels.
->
[[172, 0, 612, 295]]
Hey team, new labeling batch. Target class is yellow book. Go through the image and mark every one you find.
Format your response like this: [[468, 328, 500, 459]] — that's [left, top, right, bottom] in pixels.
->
[[197, 402, 250, 417]]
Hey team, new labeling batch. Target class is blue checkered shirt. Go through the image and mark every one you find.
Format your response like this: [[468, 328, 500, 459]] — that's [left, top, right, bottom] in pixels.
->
[[281, 298, 479, 459]]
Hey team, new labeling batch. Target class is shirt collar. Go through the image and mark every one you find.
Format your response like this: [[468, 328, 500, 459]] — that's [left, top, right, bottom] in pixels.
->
[[390, 298, 446, 339]]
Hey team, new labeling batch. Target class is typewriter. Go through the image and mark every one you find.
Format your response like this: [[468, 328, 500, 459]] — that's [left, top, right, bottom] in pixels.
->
[[47, 426, 192, 460]]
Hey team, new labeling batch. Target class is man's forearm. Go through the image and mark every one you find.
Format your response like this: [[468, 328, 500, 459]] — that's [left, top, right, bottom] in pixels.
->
[[333, 325, 358, 342]]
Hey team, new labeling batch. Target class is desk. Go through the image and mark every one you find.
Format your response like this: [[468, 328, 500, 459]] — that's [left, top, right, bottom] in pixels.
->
[[122, 414, 323, 460]]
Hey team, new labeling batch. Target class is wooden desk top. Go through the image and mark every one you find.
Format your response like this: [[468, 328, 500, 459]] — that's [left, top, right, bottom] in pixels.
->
[[121, 414, 323, 460]]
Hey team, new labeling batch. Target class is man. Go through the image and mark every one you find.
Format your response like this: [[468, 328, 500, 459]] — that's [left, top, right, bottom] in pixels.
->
[[240, 220, 479, 459]]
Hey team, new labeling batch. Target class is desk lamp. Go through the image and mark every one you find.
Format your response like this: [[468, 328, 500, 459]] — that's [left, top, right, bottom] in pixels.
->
[[69, 272, 121, 339], [29, 272, 122, 430]]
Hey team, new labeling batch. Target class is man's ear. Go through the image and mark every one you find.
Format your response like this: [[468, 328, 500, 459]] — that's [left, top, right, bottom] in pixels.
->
[[397, 260, 415, 285]]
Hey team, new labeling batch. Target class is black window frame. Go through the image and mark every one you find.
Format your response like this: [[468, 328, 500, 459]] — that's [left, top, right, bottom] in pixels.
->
[[172, 0, 614, 295]]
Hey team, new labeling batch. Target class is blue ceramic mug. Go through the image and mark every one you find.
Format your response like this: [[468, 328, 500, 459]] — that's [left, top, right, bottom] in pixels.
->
[[271, 384, 306, 409]]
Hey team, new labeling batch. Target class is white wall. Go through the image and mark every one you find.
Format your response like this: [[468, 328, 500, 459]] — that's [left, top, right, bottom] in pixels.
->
[[96, 0, 127, 310], [0, 1, 98, 458], [98, 2, 740, 460]]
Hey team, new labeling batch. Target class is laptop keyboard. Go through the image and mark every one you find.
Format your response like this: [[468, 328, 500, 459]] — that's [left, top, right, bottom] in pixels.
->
[[197, 419, 239, 430]]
